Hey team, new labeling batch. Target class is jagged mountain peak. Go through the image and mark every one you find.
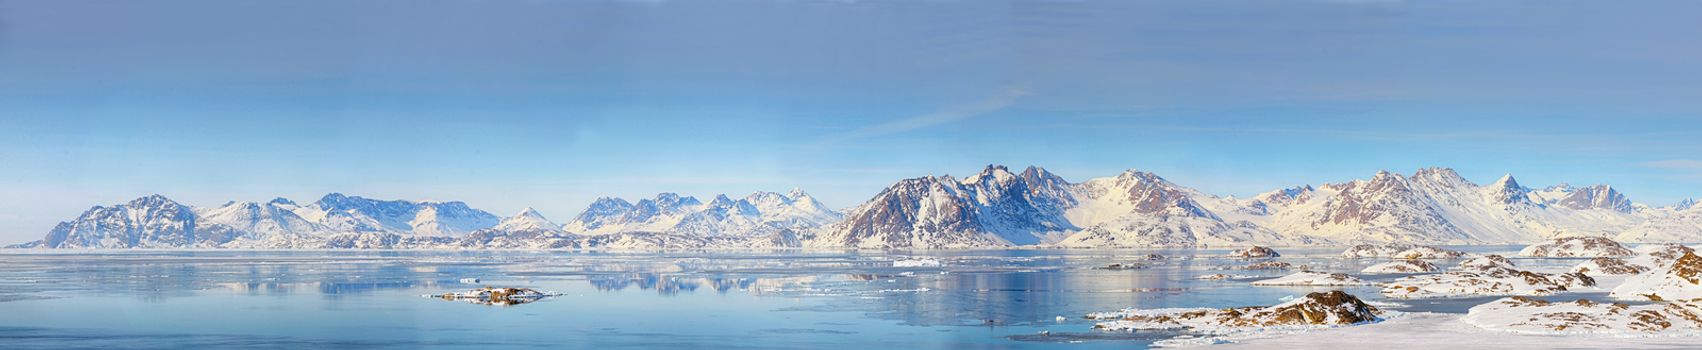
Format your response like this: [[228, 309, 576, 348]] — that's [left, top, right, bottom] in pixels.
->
[[564, 188, 841, 236], [709, 194, 736, 206], [1553, 184, 1634, 213], [516, 207, 545, 217], [268, 197, 297, 206], [1491, 174, 1521, 190], [127, 194, 181, 208], [1413, 167, 1465, 180], [1487, 173, 1531, 205], [963, 164, 1021, 185], [588, 197, 634, 209], [495, 207, 560, 232], [640, 192, 702, 209], [1018, 166, 1068, 184], [1256, 185, 1315, 206], [1678, 198, 1698, 211]]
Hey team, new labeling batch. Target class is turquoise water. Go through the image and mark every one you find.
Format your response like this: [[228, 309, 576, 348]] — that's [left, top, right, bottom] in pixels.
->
[[0, 248, 1541, 349]]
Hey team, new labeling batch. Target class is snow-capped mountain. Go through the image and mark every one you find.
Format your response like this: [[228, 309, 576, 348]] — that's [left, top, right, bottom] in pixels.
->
[[196, 198, 325, 244], [25, 195, 236, 248], [806, 173, 1012, 249], [1254, 168, 1663, 244], [806, 165, 1088, 248], [808, 165, 1698, 248], [297, 193, 500, 237], [1055, 169, 1314, 248], [562, 191, 840, 237], [12, 165, 1702, 249], [15, 193, 501, 249], [811, 165, 1312, 249], [494, 207, 561, 232]]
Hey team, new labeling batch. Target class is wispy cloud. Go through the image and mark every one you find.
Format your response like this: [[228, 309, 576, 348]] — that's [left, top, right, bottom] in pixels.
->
[[813, 87, 1028, 148], [1640, 159, 1702, 182], [1641, 159, 1702, 170]]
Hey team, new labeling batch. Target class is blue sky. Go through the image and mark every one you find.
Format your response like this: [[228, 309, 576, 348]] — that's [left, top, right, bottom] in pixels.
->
[[3, 0, 1702, 242]]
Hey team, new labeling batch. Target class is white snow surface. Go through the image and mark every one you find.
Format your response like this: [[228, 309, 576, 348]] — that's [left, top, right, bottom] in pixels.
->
[[1463, 297, 1702, 336]]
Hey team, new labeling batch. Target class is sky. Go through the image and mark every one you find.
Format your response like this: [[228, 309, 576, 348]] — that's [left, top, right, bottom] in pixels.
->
[[3, 0, 1702, 242]]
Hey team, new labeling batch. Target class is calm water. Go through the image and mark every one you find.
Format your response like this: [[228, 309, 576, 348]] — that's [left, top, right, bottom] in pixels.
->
[[0, 247, 1566, 349]]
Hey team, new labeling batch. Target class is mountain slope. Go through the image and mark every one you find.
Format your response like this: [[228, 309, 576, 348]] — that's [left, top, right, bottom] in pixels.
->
[[28, 195, 236, 248], [562, 190, 841, 238], [811, 165, 1313, 248]]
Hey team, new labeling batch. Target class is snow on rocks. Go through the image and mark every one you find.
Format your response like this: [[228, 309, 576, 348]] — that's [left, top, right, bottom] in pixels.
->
[[1228, 246, 1281, 258], [1089, 291, 1381, 331], [1341, 243, 1415, 258], [1518, 237, 1634, 258], [1458, 254, 1517, 270], [1571, 257, 1649, 276], [1611, 252, 1702, 302], [1340, 244, 1464, 259], [1240, 261, 1294, 270], [1390, 246, 1467, 259], [1631, 243, 1697, 268], [1361, 260, 1439, 274], [1382, 264, 1595, 299], [431, 287, 561, 306], [1252, 271, 1372, 286], [1463, 296, 1702, 335], [891, 258, 943, 268]]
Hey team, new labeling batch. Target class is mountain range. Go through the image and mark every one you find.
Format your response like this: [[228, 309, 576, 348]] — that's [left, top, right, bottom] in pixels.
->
[[12, 165, 1701, 249]]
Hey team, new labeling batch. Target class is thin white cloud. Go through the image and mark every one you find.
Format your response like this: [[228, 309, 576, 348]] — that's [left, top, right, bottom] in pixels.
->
[[1641, 159, 1702, 170], [814, 87, 1028, 147]]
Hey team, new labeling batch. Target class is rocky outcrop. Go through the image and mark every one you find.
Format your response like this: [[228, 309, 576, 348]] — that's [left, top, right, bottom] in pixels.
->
[[1572, 257, 1649, 276], [1383, 264, 1595, 299], [1361, 260, 1439, 274], [1090, 291, 1381, 330], [1463, 297, 1702, 335], [1518, 237, 1635, 258], [1459, 254, 1517, 270], [1228, 246, 1280, 258], [1611, 252, 1702, 302], [1342, 244, 1466, 259]]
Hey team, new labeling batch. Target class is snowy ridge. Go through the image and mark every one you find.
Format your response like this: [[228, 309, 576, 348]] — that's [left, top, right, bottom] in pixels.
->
[[13, 164, 1702, 249], [561, 190, 841, 238]]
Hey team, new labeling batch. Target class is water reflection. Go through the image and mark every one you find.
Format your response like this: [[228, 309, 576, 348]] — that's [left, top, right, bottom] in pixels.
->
[[586, 273, 819, 296]]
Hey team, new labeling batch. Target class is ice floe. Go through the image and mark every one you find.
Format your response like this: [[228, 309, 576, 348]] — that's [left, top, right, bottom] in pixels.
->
[[891, 258, 943, 268]]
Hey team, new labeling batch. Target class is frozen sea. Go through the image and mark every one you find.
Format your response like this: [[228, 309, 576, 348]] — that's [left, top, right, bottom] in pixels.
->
[[0, 246, 1608, 349]]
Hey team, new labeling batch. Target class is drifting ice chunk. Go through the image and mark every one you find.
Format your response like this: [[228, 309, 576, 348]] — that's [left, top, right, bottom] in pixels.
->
[[892, 258, 943, 268]]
